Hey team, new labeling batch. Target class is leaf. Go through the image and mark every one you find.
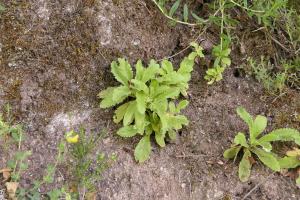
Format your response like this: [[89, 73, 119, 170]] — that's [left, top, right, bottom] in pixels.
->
[[191, 12, 205, 23], [123, 101, 136, 126], [223, 146, 241, 159], [161, 60, 174, 73], [135, 110, 145, 134], [136, 92, 146, 114], [0, 4, 5, 12], [239, 149, 252, 182], [114, 102, 130, 123], [236, 107, 253, 128], [112, 86, 131, 103], [134, 135, 151, 163], [142, 60, 160, 83], [5, 182, 19, 200], [178, 57, 194, 74], [251, 147, 280, 171], [251, 115, 267, 140], [155, 132, 166, 147], [117, 126, 138, 137], [111, 58, 133, 85], [183, 4, 188, 22], [135, 60, 145, 80], [99, 87, 116, 108], [278, 156, 300, 169], [168, 115, 189, 130], [131, 79, 149, 94], [168, 129, 177, 140], [234, 132, 249, 147], [176, 100, 189, 113], [257, 128, 300, 145], [0, 168, 11, 181], [286, 148, 300, 157], [169, 0, 180, 17]]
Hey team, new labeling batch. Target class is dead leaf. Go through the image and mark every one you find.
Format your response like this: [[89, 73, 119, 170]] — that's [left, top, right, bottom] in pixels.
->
[[1, 168, 11, 182], [85, 192, 96, 200], [5, 182, 19, 200]]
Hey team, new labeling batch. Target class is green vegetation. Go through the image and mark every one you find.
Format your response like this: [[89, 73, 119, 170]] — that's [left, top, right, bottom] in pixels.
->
[[99, 43, 204, 162], [224, 107, 300, 182], [0, 107, 114, 199]]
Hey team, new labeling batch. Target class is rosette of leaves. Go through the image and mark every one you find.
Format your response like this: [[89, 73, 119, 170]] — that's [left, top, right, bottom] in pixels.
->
[[224, 106, 300, 182], [278, 148, 300, 185], [99, 43, 204, 162]]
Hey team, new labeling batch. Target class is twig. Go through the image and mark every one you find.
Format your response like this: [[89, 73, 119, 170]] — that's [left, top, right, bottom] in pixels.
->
[[241, 172, 275, 200]]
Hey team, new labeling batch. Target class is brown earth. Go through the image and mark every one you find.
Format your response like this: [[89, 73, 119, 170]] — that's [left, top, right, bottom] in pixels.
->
[[0, 0, 299, 200]]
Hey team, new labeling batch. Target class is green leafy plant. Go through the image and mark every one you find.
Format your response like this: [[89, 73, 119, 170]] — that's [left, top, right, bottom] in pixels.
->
[[99, 43, 204, 162], [65, 129, 116, 198], [205, 35, 231, 84], [224, 106, 300, 182]]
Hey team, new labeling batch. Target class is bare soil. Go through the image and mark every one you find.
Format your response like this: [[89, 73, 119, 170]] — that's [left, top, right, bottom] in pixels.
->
[[0, 0, 299, 200]]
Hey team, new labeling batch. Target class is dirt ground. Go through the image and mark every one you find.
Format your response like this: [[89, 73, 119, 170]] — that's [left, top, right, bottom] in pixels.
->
[[0, 0, 299, 200]]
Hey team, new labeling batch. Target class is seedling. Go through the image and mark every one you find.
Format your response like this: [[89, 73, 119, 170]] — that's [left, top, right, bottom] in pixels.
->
[[99, 43, 204, 162], [224, 106, 300, 182]]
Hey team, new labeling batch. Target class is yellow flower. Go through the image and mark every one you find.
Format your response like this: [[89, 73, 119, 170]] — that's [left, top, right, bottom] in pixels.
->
[[65, 130, 79, 144]]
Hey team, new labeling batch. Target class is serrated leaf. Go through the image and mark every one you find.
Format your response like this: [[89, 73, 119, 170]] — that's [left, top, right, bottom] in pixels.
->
[[123, 101, 136, 126], [251, 147, 280, 171], [178, 57, 194, 74], [141, 60, 160, 83], [183, 4, 188, 22], [234, 132, 249, 147], [99, 87, 116, 108], [278, 156, 300, 169], [114, 102, 130, 123], [169, 0, 180, 17], [117, 126, 138, 137], [258, 128, 300, 145], [236, 107, 253, 128], [155, 132, 166, 147], [112, 86, 131, 103], [169, 115, 189, 130], [239, 149, 252, 182], [224, 146, 241, 159], [134, 135, 151, 163], [111, 59, 133, 85]]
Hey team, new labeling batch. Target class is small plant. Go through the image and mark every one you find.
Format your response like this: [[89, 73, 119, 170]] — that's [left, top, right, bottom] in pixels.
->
[[205, 35, 231, 84], [224, 106, 300, 182], [99, 43, 204, 162], [65, 129, 116, 198]]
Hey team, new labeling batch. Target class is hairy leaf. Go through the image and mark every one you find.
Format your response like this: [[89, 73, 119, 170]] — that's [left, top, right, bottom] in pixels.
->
[[168, 129, 177, 140], [99, 87, 117, 108], [278, 156, 300, 169], [234, 132, 249, 147], [123, 101, 136, 126], [114, 102, 130, 123], [112, 86, 131, 103], [134, 135, 151, 163], [236, 107, 253, 128], [258, 128, 300, 145], [239, 149, 252, 182], [251, 147, 280, 171], [251, 115, 267, 140], [117, 126, 138, 137], [224, 146, 241, 160], [111, 58, 133, 85], [135, 60, 145, 80], [155, 132, 166, 147], [136, 92, 146, 114], [142, 60, 160, 83]]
